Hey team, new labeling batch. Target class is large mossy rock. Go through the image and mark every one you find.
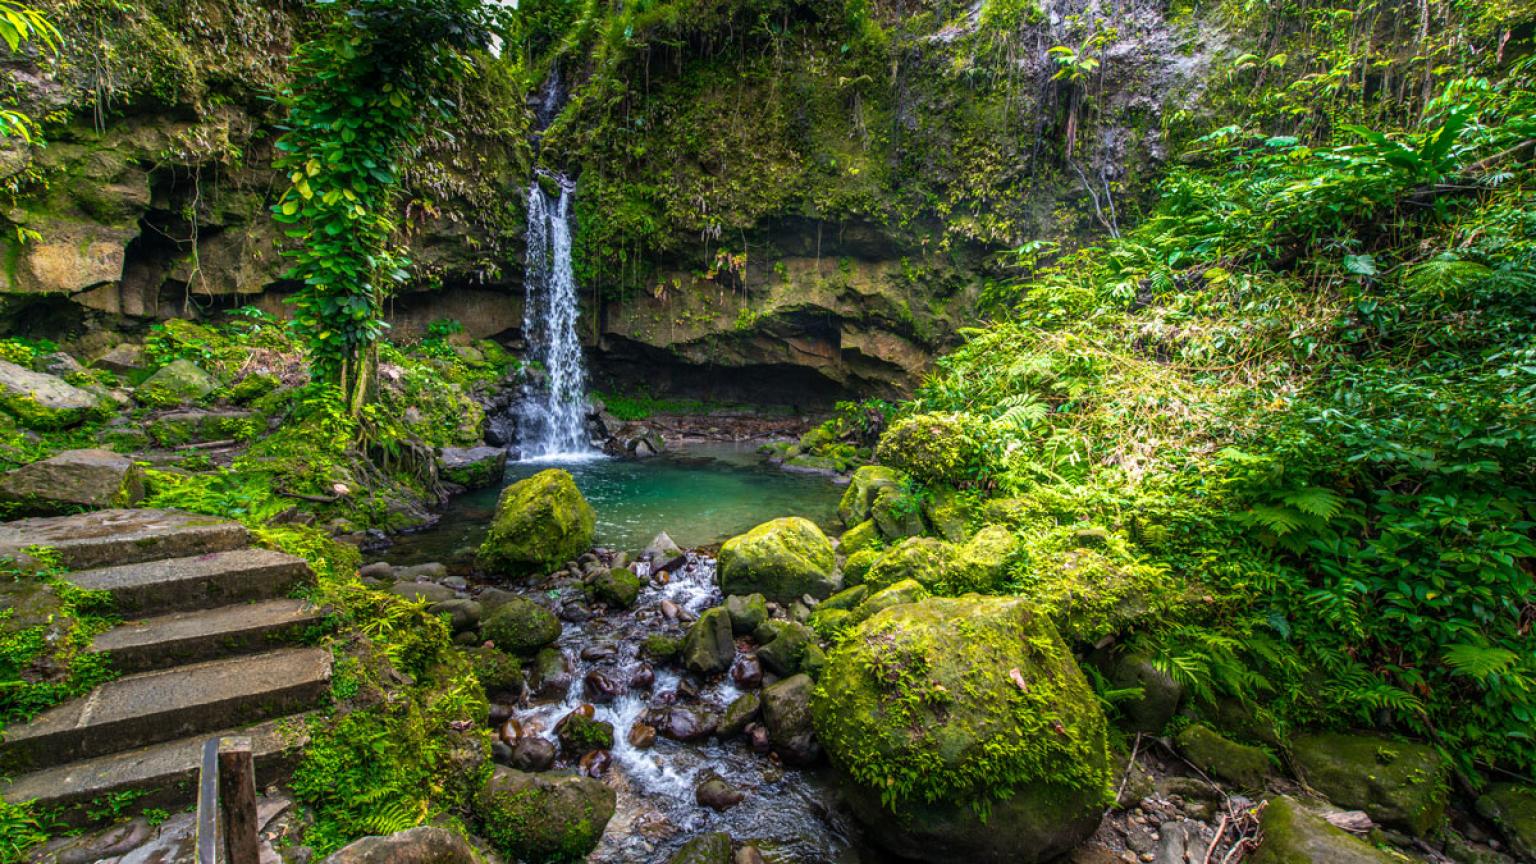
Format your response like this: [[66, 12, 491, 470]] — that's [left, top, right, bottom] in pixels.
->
[[871, 484, 927, 540], [476, 767, 615, 863], [1291, 732, 1449, 837], [874, 413, 983, 486], [321, 826, 479, 864], [477, 469, 596, 577], [1174, 724, 1270, 790], [682, 606, 736, 674], [0, 449, 144, 515], [439, 445, 509, 489], [811, 595, 1110, 864], [717, 516, 838, 602], [1475, 784, 1536, 860], [480, 597, 562, 656], [846, 578, 931, 628], [0, 359, 104, 429], [838, 465, 902, 525], [1250, 796, 1404, 864], [862, 536, 953, 592], [136, 358, 218, 406]]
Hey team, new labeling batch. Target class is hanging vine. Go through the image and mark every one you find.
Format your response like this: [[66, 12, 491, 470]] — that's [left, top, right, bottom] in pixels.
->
[[272, 0, 508, 413]]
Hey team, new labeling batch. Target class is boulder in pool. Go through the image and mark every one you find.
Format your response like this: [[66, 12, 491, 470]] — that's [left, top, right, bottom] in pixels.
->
[[476, 767, 615, 863], [811, 595, 1110, 864], [480, 597, 562, 656], [718, 517, 838, 602], [477, 469, 595, 577]]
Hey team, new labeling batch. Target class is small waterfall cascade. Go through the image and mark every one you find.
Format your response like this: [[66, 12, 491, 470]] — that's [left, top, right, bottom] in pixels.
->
[[519, 176, 591, 459]]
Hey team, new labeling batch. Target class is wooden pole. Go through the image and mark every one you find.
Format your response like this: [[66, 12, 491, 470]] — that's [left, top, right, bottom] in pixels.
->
[[217, 736, 261, 864], [196, 738, 219, 864]]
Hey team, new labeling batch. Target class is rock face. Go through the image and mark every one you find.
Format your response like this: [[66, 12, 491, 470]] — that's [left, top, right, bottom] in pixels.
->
[[0, 449, 145, 515], [1290, 732, 1448, 837], [321, 827, 479, 864], [811, 595, 1110, 864], [0, 360, 103, 429], [477, 469, 596, 577], [718, 517, 838, 602], [1250, 796, 1404, 864], [438, 446, 508, 489], [1476, 784, 1536, 860], [476, 767, 616, 863]]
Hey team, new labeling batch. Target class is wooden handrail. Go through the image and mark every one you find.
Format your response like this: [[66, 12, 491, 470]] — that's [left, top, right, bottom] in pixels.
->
[[196, 736, 261, 864]]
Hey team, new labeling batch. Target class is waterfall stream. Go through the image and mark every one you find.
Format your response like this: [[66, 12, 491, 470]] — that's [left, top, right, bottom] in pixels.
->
[[519, 178, 592, 459]]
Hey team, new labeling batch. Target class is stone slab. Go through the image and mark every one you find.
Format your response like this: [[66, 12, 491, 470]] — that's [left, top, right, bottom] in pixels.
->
[[91, 598, 325, 674], [67, 547, 311, 614], [0, 508, 248, 570]]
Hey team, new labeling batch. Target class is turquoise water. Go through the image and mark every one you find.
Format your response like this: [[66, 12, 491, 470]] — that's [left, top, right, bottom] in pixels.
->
[[382, 442, 844, 564]]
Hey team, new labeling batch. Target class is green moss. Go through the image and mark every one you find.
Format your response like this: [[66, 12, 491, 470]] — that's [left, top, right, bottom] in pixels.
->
[[717, 517, 838, 602], [1174, 724, 1271, 790], [1291, 732, 1449, 837], [477, 470, 596, 577], [641, 633, 683, 660], [480, 598, 562, 657], [876, 413, 987, 487], [464, 646, 523, 698], [585, 567, 643, 609], [476, 769, 615, 864]]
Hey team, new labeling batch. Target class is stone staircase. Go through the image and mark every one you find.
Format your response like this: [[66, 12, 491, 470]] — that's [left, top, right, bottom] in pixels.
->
[[0, 509, 331, 819]]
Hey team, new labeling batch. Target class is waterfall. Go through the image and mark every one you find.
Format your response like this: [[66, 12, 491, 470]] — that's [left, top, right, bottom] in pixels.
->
[[519, 178, 592, 459]]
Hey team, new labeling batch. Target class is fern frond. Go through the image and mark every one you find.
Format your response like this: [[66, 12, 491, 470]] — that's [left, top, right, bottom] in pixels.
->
[[1443, 643, 1520, 681]]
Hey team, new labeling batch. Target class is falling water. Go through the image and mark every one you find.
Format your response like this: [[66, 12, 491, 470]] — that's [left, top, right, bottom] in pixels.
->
[[519, 177, 592, 459]]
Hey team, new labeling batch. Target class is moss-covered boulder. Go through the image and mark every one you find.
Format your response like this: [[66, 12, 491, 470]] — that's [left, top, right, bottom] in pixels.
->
[[1250, 796, 1404, 864], [463, 646, 522, 700], [756, 619, 816, 677], [923, 486, 974, 542], [763, 672, 820, 765], [839, 519, 880, 555], [1291, 732, 1448, 837], [1475, 784, 1536, 860], [841, 547, 881, 586], [718, 517, 838, 602], [863, 536, 954, 592], [666, 832, 732, 864], [811, 595, 1110, 864], [587, 567, 643, 609], [480, 597, 562, 656], [0, 448, 144, 515], [1175, 724, 1271, 790], [477, 469, 596, 577], [875, 413, 984, 486], [147, 409, 260, 447], [476, 767, 615, 863], [838, 465, 902, 525], [136, 358, 218, 406], [871, 484, 927, 540], [947, 525, 1019, 592], [846, 579, 931, 628], [0, 359, 105, 429], [682, 606, 735, 674], [724, 593, 768, 635]]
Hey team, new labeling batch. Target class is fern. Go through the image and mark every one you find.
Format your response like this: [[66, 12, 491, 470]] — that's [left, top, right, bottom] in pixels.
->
[[1443, 643, 1520, 681]]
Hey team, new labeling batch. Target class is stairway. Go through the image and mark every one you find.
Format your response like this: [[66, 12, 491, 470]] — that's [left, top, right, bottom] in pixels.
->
[[0, 509, 331, 819]]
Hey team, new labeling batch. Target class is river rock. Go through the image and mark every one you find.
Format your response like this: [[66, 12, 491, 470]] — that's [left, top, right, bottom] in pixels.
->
[[846, 578, 930, 627], [321, 826, 478, 863], [718, 517, 839, 602], [682, 607, 735, 674], [1250, 796, 1404, 864], [724, 593, 768, 635], [579, 748, 612, 777], [481, 597, 562, 656], [428, 599, 481, 633], [583, 669, 626, 703], [511, 737, 556, 772], [464, 646, 521, 700], [1291, 731, 1448, 837], [838, 465, 902, 525], [0, 449, 144, 515], [811, 595, 1110, 864], [719, 691, 761, 738], [629, 662, 655, 690], [667, 832, 732, 864], [755, 620, 816, 677], [477, 468, 596, 577], [476, 767, 615, 863], [438, 446, 508, 489], [645, 531, 687, 572], [761, 673, 819, 765], [628, 722, 657, 749], [735, 847, 767, 864], [588, 566, 643, 608], [696, 775, 746, 812], [1476, 784, 1536, 860], [647, 704, 719, 742], [730, 654, 763, 689], [137, 358, 218, 405], [530, 647, 574, 699], [1174, 724, 1270, 790], [0, 359, 104, 429], [555, 709, 615, 754]]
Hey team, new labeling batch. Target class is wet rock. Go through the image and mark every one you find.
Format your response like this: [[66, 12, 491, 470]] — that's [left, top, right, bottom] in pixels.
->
[[735, 847, 767, 864], [477, 469, 596, 577], [476, 767, 615, 863], [583, 669, 627, 704], [477, 586, 520, 610], [321, 826, 478, 863], [628, 722, 658, 749], [746, 723, 771, 753], [642, 633, 683, 661], [1476, 785, 1536, 860], [491, 741, 513, 765], [720, 692, 762, 738], [588, 566, 643, 609], [556, 709, 615, 754], [730, 654, 763, 689], [756, 620, 816, 677], [0, 449, 144, 515], [1250, 796, 1403, 864], [682, 607, 736, 675], [648, 704, 719, 742], [630, 662, 655, 690], [439, 446, 509, 490], [1290, 732, 1447, 838], [481, 597, 562, 656], [761, 673, 820, 766], [667, 832, 733, 864], [660, 599, 683, 620], [718, 517, 839, 602], [511, 737, 557, 772], [489, 703, 515, 724], [724, 593, 769, 635], [1174, 724, 1270, 791], [389, 581, 456, 604], [395, 562, 449, 581], [580, 643, 619, 662], [696, 775, 746, 812], [359, 561, 394, 580], [646, 531, 689, 573], [579, 748, 613, 778], [530, 647, 574, 699], [428, 599, 481, 633]]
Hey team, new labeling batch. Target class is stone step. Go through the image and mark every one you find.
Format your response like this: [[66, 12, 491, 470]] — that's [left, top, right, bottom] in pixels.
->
[[67, 547, 312, 615], [0, 508, 248, 570], [0, 647, 331, 775], [0, 715, 311, 821], [90, 599, 326, 674]]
